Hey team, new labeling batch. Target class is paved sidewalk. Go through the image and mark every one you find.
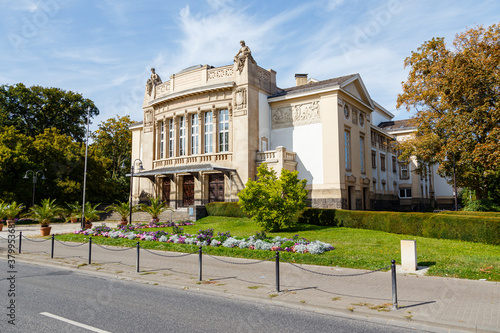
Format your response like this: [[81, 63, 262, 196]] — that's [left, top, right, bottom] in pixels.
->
[[1, 223, 499, 333]]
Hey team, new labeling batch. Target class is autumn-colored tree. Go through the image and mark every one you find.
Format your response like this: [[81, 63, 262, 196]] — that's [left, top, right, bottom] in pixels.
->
[[397, 23, 500, 200]]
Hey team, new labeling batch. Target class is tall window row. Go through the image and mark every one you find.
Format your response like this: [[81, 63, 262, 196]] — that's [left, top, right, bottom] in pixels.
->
[[158, 110, 230, 159]]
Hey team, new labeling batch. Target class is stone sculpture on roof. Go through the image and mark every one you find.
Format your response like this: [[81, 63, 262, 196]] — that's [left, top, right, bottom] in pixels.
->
[[234, 40, 255, 73], [146, 68, 162, 98]]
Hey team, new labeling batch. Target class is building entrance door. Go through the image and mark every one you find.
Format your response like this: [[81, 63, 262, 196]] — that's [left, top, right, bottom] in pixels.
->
[[162, 178, 170, 206], [209, 174, 224, 203], [182, 175, 194, 207]]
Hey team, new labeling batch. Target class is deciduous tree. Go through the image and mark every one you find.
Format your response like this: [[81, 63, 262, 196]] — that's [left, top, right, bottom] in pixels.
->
[[0, 83, 99, 141], [238, 163, 308, 231], [397, 23, 500, 199]]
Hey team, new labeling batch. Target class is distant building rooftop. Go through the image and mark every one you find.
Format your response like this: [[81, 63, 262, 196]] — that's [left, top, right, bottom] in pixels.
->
[[378, 119, 417, 132]]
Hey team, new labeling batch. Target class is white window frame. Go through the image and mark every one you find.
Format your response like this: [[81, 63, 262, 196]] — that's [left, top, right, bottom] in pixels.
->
[[204, 111, 213, 153], [344, 129, 351, 171], [159, 120, 164, 159], [399, 188, 412, 198], [191, 114, 199, 155], [168, 119, 174, 158], [179, 116, 186, 156], [218, 109, 229, 152], [360, 136, 365, 174]]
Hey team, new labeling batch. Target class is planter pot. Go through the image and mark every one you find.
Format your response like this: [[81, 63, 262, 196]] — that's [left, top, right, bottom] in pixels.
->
[[84, 223, 93, 230], [0, 223, 3, 231], [40, 226, 52, 236], [7, 219, 15, 228], [118, 220, 128, 226], [71, 217, 78, 223], [150, 218, 159, 224]]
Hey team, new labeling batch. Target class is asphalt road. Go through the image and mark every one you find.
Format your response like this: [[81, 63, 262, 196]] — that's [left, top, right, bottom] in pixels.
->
[[0, 261, 426, 333]]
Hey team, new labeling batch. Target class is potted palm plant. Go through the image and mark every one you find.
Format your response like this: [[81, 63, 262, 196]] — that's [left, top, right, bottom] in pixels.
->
[[139, 197, 172, 223], [29, 198, 62, 236], [5, 201, 24, 227], [105, 201, 137, 226], [83, 202, 103, 229], [0, 200, 7, 231], [66, 202, 81, 223]]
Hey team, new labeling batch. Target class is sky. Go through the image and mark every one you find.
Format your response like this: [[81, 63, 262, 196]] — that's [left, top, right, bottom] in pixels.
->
[[1, 0, 499, 130]]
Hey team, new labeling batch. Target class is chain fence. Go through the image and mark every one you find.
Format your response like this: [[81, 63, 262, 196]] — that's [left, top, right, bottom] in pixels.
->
[[141, 247, 197, 258], [5, 232, 399, 308], [203, 251, 275, 265]]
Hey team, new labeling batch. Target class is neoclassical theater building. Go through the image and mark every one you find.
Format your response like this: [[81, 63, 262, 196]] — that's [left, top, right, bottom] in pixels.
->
[[130, 42, 455, 211]]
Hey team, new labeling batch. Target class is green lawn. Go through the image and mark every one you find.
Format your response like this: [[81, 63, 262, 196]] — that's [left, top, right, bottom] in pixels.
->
[[56, 216, 500, 281]]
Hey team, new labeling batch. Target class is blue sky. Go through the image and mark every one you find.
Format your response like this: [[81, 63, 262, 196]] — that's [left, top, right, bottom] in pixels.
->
[[1, 0, 499, 129]]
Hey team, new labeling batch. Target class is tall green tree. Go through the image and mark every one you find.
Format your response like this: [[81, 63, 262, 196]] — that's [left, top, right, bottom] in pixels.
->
[[0, 126, 34, 202], [91, 115, 134, 202], [91, 115, 133, 179], [0, 83, 99, 141], [238, 163, 308, 231], [397, 23, 500, 199]]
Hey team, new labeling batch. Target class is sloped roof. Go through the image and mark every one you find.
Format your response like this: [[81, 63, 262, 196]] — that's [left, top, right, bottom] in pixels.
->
[[269, 74, 358, 98]]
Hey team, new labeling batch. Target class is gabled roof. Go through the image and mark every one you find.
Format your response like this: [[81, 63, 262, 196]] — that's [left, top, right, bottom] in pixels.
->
[[271, 74, 358, 97], [268, 73, 374, 108]]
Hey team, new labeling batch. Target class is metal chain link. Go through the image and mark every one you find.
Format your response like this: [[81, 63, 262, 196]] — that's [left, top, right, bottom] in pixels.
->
[[204, 252, 275, 265], [141, 247, 198, 258], [22, 236, 51, 242], [282, 258, 390, 277], [55, 239, 88, 247], [94, 243, 135, 251]]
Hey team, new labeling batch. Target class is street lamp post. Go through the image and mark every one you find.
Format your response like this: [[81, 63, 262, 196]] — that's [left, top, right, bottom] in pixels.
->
[[123, 159, 144, 224], [444, 154, 458, 211], [23, 170, 46, 207]]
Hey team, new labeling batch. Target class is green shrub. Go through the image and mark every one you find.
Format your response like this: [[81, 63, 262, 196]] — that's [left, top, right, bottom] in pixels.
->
[[205, 202, 249, 218], [463, 199, 500, 212]]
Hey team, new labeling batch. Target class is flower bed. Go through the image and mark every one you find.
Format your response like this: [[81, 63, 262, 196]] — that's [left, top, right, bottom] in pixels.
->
[[74, 225, 334, 254]]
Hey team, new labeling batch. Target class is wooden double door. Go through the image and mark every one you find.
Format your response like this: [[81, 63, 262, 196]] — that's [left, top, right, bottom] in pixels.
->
[[182, 175, 195, 207], [209, 174, 224, 203]]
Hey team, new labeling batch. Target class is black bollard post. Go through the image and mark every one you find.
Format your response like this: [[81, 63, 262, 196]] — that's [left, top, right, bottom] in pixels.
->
[[18, 231, 22, 254], [88, 237, 92, 265], [198, 246, 203, 282], [136, 242, 140, 273], [391, 259, 398, 310], [51, 234, 55, 258], [275, 251, 280, 293]]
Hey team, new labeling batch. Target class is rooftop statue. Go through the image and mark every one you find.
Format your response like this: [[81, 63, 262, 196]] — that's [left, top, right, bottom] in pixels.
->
[[234, 40, 255, 73], [146, 68, 162, 97]]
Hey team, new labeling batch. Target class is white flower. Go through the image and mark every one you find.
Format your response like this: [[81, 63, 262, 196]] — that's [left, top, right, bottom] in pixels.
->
[[210, 239, 221, 247], [238, 241, 249, 249], [254, 240, 272, 251], [222, 237, 241, 248], [294, 244, 308, 253], [159, 235, 169, 242], [185, 237, 197, 245]]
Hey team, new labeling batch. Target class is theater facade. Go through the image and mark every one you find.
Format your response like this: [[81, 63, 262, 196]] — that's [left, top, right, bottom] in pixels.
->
[[129, 42, 455, 211]]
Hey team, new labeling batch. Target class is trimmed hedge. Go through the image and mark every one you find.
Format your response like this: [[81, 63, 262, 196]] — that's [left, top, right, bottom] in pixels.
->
[[298, 208, 338, 226], [205, 202, 249, 218], [296, 208, 500, 245], [336, 210, 500, 245]]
